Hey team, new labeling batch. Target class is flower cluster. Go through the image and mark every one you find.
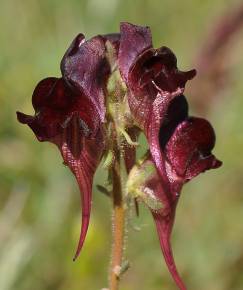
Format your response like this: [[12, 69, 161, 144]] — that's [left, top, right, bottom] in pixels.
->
[[17, 22, 222, 289]]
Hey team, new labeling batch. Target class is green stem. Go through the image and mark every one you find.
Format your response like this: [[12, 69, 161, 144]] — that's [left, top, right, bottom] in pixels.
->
[[109, 133, 126, 290]]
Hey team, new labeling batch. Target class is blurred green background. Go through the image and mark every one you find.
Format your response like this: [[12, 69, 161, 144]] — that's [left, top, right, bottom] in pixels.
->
[[1, 0, 243, 289]]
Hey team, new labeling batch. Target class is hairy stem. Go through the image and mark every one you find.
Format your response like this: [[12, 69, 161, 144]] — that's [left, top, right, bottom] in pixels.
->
[[109, 138, 126, 290]]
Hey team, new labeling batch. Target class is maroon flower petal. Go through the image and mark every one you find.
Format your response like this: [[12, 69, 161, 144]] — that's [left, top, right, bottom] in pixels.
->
[[17, 110, 59, 142], [17, 78, 99, 141], [31, 77, 58, 111], [147, 94, 178, 185], [147, 95, 189, 186], [118, 23, 196, 131], [165, 117, 222, 180], [119, 22, 152, 84], [127, 49, 195, 129], [129, 47, 196, 97], [184, 153, 221, 181], [61, 35, 110, 122], [61, 33, 85, 59], [118, 24, 196, 182]]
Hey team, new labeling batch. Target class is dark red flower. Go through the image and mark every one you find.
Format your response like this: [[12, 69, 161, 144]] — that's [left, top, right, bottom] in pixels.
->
[[119, 22, 196, 129], [127, 115, 221, 290], [155, 115, 221, 290], [17, 34, 110, 260], [17, 22, 222, 290], [119, 22, 222, 290]]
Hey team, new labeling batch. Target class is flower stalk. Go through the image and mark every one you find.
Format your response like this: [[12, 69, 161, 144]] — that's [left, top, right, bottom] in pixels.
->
[[109, 125, 127, 290]]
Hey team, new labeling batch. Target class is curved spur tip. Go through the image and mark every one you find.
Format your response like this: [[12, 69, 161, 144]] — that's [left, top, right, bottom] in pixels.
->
[[154, 216, 187, 290], [160, 234, 187, 290], [72, 214, 90, 261]]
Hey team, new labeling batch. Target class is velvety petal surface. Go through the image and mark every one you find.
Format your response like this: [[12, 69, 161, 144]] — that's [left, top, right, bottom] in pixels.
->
[[165, 117, 222, 180], [61, 35, 110, 122], [17, 77, 99, 141], [118, 23, 195, 130], [147, 95, 189, 184], [119, 22, 152, 83]]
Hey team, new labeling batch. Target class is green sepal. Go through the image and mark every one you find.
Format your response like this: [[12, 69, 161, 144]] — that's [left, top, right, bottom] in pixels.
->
[[126, 159, 163, 211]]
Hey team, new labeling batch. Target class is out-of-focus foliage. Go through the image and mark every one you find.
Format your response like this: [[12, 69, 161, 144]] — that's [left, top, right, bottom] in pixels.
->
[[0, 0, 243, 289]]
